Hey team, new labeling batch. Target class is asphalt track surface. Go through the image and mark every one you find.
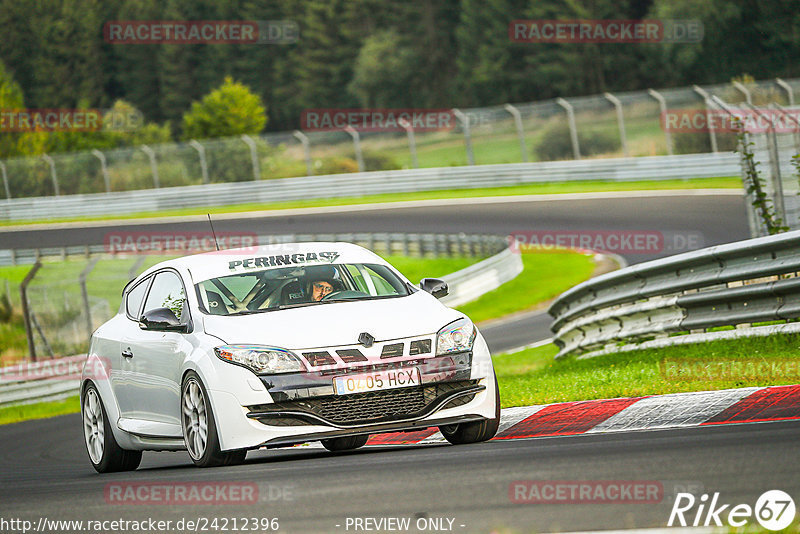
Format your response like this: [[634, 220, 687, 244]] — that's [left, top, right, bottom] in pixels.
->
[[0, 191, 751, 353], [1, 414, 798, 533]]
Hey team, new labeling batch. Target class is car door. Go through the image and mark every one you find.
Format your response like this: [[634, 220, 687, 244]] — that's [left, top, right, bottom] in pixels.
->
[[119, 269, 191, 430], [112, 275, 151, 420]]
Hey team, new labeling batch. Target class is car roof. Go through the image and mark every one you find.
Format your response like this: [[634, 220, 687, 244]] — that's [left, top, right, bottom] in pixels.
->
[[135, 241, 391, 284]]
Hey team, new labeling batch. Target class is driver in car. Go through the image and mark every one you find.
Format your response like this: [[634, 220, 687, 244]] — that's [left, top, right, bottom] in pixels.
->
[[309, 279, 334, 301]]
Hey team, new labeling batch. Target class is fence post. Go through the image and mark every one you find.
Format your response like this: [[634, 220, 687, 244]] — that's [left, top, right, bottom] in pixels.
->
[[188, 140, 209, 184], [647, 89, 674, 155], [452, 109, 475, 165], [773, 103, 800, 154], [692, 86, 718, 153], [732, 81, 753, 105], [747, 103, 786, 222], [604, 92, 629, 157], [91, 149, 111, 193], [79, 258, 100, 340], [556, 98, 581, 159], [776, 78, 795, 106], [20, 261, 42, 361], [292, 131, 313, 176], [398, 119, 419, 169], [140, 145, 160, 188], [241, 135, 261, 180], [504, 104, 528, 162], [344, 126, 364, 172], [41, 154, 59, 196], [128, 256, 146, 280], [0, 161, 10, 200]]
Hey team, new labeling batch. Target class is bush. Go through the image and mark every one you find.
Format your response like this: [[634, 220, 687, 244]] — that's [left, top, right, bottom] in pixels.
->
[[674, 132, 738, 154], [533, 121, 618, 161], [362, 151, 401, 171]]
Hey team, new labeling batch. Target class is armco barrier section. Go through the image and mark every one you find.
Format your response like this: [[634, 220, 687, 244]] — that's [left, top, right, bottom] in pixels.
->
[[548, 230, 800, 359], [0, 153, 739, 222]]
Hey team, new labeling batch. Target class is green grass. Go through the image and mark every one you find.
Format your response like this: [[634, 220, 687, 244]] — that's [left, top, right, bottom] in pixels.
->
[[382, 255, 481, 284], [0, 177, 739, 227], [495, 334, 800, 408], [457, 250, 596, 324], [0, 395, 79, 425]]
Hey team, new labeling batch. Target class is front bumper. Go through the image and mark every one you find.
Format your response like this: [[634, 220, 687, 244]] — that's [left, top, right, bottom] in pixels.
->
[[208, 334, 497, 451]]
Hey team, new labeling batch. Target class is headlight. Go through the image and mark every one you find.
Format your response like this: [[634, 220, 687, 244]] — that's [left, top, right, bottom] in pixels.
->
[[215, 345, 305, 374], [436, 318, 476, 355]]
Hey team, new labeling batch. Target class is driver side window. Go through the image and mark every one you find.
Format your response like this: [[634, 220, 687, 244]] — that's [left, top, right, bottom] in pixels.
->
[[143, 271, 186, 321]]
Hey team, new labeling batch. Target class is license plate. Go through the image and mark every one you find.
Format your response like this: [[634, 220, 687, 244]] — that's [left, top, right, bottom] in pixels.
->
[[334, 368, 420, 395]]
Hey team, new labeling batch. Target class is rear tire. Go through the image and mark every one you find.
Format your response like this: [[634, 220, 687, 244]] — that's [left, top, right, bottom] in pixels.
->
[[439, 373, 501, 445], [321, 435, 369, 452], [82, 383, 142, 473], [182, 372, 247, 468]]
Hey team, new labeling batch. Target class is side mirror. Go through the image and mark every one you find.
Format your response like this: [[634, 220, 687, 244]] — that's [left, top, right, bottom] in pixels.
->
[[420, 278, 448, 299], [139, 307, 187, 332]]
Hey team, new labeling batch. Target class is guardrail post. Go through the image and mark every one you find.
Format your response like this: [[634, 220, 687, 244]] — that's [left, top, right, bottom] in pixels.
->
[[0, 161, 10, 200], [776, 78, 794, 106], [452, 109, 475, 165], [241, 135, 261, 180], [41, 154, 59, 196], [732, 81, 753, 105], [504, 104, 528, 162], [647, 89, 674, 155], [140, 145, 159, 188], [188, 140, 209, 184], [91, 149, 111, 193], [292, 131, 313, 176], [692, 86, 718, 153], [604, 92, 629, 157], [343, 126, 364, 172], [20, 261, 42, 361], [556, 98, 581, 159], [398, 119, 419, 169], [79, 258, 100, 340]]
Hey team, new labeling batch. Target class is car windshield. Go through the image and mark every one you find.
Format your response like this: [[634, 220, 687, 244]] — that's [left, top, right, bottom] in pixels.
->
[[195, 263, 410, 316]]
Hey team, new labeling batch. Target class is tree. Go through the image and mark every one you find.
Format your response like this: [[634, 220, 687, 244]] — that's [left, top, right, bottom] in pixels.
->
[[181, 77, 267, 139], [348, 30, 418, 107]]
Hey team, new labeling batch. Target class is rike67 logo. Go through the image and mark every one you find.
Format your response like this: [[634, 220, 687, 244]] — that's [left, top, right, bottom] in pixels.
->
[[669, 490, 796, 531]]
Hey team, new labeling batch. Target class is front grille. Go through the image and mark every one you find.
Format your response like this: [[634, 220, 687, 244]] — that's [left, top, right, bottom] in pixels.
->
[[250, 380, 479, 426], [336, 349, 368, 363], [409, 339, 432, 355], [303, 351, 336, 366], [381, 343, 404, 358]]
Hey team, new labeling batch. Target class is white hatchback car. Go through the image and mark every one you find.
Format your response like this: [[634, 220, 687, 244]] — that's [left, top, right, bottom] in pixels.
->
[[81, 242, 500, 471]]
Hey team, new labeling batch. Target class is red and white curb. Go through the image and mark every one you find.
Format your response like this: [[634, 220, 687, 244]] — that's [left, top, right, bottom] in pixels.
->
[[288, 384, 800, 449]]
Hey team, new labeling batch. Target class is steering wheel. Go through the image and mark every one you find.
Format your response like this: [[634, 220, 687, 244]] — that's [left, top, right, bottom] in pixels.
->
[[321, 290, 370, 301]]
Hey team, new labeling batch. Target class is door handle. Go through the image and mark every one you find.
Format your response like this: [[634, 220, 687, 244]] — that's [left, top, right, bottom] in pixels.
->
[[121, 348, 134, 359]]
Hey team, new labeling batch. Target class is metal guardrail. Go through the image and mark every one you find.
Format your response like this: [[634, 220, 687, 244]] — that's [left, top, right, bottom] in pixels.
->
[[0, 153, 739, 222], [0, 355, 84, 407], [0, 235, 520, 406], [548, 229, 800, 359]]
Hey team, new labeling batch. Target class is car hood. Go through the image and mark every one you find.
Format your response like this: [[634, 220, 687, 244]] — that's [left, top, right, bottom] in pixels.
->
[[201, 290, 463, 349]]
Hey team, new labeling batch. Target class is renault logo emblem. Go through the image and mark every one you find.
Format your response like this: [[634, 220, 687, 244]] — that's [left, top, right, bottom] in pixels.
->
[[358, 332, 375, 348]]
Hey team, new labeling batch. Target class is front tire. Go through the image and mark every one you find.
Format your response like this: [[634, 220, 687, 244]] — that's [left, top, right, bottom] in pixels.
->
[[321, 435, 369, 451], [439, 373, 501, 445], [181, 372, 246, 468], [82, 383, 142, 473]]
